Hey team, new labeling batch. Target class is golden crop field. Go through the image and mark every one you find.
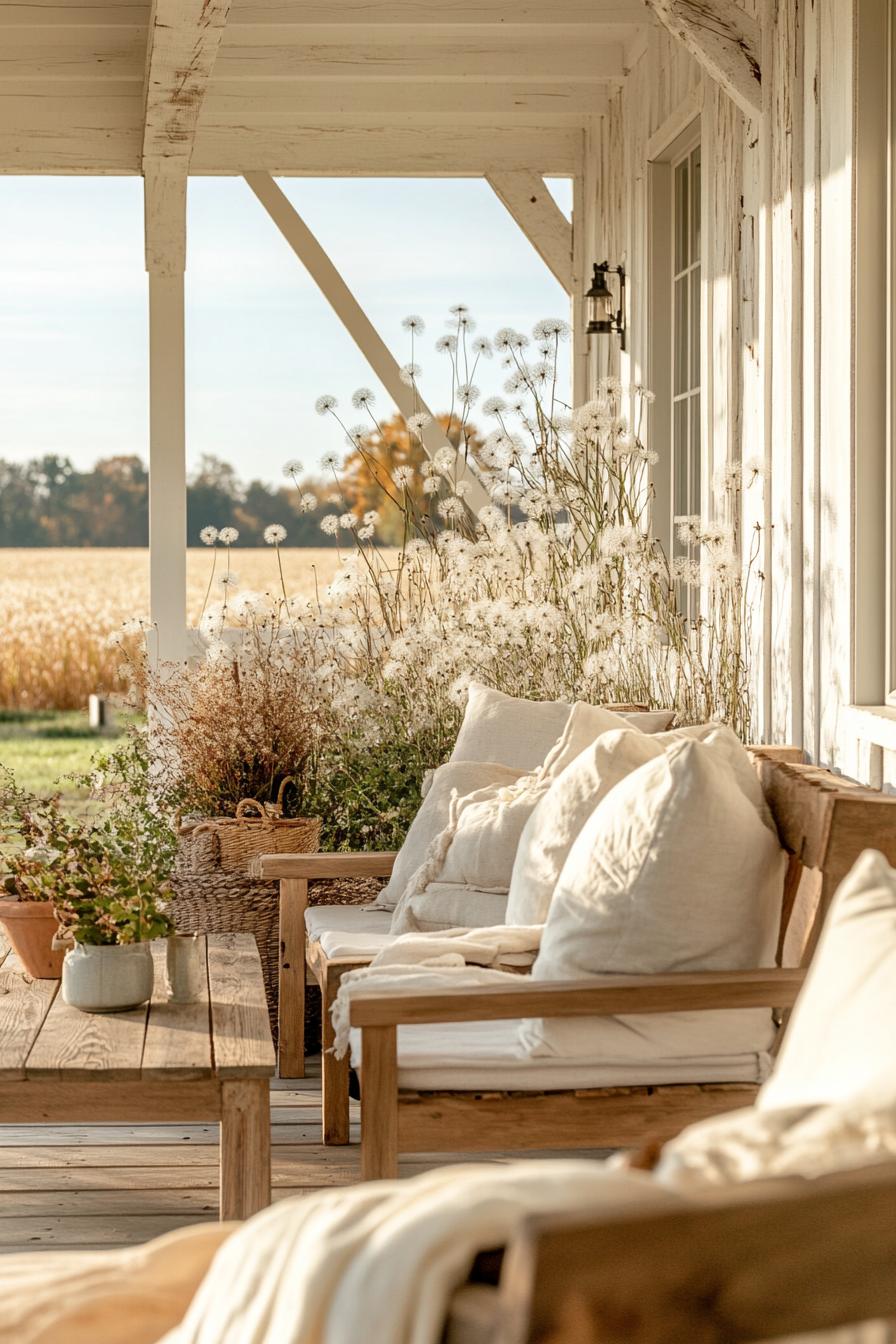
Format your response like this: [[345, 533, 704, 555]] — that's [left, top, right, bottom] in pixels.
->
[[0, 548, 347, 711]]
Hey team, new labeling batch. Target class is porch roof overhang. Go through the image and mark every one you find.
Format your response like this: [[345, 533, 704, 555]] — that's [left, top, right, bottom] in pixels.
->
[[0, 0, 649, 179]]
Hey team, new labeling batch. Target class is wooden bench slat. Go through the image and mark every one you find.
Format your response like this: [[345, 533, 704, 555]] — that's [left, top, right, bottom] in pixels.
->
[[208, 933, 276, 1078], [0, 952, 58, 1081]]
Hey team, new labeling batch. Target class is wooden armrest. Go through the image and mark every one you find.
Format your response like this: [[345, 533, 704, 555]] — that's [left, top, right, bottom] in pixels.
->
[[349, 968, 806, 1028], [498, 1160, 896, 1343], [253, 851, 398, 880]]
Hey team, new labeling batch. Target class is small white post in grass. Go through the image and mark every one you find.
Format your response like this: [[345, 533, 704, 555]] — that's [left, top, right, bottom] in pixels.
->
[[88, 694, 114, 733]]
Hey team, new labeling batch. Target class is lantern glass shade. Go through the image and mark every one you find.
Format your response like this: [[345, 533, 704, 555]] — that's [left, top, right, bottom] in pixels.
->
[[586, 264, 616, 335]]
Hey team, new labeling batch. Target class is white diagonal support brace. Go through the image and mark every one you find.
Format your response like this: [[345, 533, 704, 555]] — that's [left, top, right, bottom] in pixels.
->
[[244, 171, 491, 513], [486, 171, 574, 292], [645, 0, 761, 117]]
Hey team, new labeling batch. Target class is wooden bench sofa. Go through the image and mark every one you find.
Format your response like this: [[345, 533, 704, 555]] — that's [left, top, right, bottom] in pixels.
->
[[262, 751, 896, 1171]]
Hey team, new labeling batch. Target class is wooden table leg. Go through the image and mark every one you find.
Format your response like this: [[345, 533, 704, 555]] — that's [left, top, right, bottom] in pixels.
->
[[360, 1025, 399, 1181], [220, 1078, 271, 1220]]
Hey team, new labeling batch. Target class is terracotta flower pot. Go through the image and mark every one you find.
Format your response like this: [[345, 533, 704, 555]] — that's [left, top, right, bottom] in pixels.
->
[[0, 899, 65, 979]]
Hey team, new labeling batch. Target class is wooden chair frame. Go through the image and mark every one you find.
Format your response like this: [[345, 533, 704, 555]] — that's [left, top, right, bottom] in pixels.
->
[[262, 751, 896, 1163], [441, 1160, 896, 1343]]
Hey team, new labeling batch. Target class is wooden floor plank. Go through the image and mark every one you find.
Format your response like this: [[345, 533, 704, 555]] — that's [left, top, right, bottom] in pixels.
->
[[0, 1065, 606, 1254]]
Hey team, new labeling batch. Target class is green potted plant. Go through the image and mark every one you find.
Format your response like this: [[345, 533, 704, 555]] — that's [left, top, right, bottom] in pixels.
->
[[1, 762, 175, 1010], [0, 845, 66, 979]]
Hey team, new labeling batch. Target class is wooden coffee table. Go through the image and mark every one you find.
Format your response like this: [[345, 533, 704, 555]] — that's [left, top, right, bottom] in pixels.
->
[[0, 932, 274, 1220]]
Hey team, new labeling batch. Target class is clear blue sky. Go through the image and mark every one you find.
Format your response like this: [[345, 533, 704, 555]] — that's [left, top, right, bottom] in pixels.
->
[[0, 176, 571, 487]]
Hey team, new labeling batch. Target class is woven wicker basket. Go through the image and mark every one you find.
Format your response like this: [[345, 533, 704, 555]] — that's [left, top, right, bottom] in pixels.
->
[[170, 808, 378, 1050], [188, 780, 321, 873]]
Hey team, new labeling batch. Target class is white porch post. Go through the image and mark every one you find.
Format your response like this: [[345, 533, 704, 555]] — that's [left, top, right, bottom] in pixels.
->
[[147, 263, 188, 662]]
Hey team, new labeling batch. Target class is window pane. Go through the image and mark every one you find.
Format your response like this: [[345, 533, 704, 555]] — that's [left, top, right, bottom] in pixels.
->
[[673, 398, 690, 543], [691, 145, 701, 259], [674, 159, 689, 273], [690, 392, 702, 516], [674, 276, 689, 395], [690, 265, 701, 392]]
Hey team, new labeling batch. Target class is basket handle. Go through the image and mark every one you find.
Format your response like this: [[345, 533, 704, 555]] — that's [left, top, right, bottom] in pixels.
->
[[275, 776, 296, 811], [235, 798, 267, 821]]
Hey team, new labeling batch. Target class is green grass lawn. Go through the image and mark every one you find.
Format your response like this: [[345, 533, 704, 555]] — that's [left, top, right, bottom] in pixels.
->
[[0, 709, 138, 810]]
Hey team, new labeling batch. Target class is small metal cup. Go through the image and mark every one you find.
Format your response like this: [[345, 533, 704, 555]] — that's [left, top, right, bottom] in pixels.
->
[[166, 932, 205, 1004]]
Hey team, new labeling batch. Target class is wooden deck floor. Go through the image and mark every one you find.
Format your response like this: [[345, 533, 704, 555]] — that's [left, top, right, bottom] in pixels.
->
[[0, 1060, 606, 1253]]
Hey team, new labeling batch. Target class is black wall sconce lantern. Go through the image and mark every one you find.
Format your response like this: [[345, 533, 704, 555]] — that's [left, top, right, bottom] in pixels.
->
[[586, 261, 626, 350]]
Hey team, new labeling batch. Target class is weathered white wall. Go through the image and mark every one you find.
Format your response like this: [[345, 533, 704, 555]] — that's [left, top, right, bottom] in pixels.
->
[[583, 0, 858, 771]]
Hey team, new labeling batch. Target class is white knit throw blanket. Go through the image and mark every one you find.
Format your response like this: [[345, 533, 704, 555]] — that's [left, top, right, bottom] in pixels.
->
[[330, 924, 543, 1058], [159, 1161, 684, 1344]]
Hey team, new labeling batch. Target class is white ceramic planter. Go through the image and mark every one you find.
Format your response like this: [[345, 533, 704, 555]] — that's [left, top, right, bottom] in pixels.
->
[[61, 942, 154, 1013]]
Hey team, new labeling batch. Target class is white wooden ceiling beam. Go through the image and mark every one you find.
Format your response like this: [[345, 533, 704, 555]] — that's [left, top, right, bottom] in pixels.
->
[[226, 0, 647, 24], [193, 126, 584, 175], [644, 0, 760, 116], [213, 31, 627, 83], [245, 171, 491, 513], [486, 171, 573, 292], [142, 0, 231, 164]]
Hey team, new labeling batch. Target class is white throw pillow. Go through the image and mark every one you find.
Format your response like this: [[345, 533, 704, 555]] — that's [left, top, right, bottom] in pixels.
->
[[375, 760, 524, 911], [449, 683, 573, 772], [539, 701, 638, 776], [507, 723, 769, 927], [389, 771, 549, 932], [520, 738, 786, 1061], [398, 884, 510, 933], [758, 849, 896, 1112]]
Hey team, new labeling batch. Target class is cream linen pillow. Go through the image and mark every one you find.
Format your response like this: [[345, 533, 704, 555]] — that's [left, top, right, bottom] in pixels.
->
[[393, 702, 636, 932], [400, 883, 510, 932], [389, 771, 549, 932], [758, 848, 896, 1112], [375, 760, 524, 911], [449, 683, 573, 772], [520, 738, 786, 1061], [507, 723, 768, 927]]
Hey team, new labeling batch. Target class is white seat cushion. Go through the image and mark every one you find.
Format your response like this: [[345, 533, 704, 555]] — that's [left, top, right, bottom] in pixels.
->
[[304, 905, 392, 957], [350, 1019, 770, 1091]]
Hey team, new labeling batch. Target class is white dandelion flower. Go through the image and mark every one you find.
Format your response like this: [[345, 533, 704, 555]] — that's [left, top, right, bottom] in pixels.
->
[[402, 314, 425, 333], [357, 524, 375, 541], [482, 396, 507, 416], [407, 411, 431, 436], [533, 317, 571, 342], [454, 480, 472, 499], [320, 514, 340, 535], [472, 336, 493, 357], [456, 382, 479, 406], [449, 303, 469, 316], [320, 450, 342, 471], [700, 521, 734, 549], [743, 455, 769, 481], [339, 512, 358, 530], [218, 526, 239, 545], [674, 514, 702, 546], [422, 477, 440, 496], [399, 362, 421, 386], [199, 525, 218, 545], [490, 481, 519, 506], [362, 510, 380, 527], [351, 387, 375, 410], [299, 492, 317, 513], [392, 466, 415, 488], [494, 327, 529, 352], [433, 445, 457, 473], [315, 394, 337, 416], [438, 496, 465, 520], [218, 572, 240, 588], [264, 523, 287, 545], [435, 334, 457, 354], [282, 459, 303, 478]]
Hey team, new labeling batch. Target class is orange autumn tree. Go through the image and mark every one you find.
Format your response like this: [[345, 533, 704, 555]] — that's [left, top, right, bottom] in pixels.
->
[[339, 414, 484, 544]]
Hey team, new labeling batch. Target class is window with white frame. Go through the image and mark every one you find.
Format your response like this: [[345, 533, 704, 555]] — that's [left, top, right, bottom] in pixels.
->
[[671, 140, 702, 559]]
